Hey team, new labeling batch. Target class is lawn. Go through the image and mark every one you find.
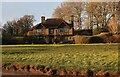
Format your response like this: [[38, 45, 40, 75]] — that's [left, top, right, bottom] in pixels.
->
[[2, 44, 119, 71]]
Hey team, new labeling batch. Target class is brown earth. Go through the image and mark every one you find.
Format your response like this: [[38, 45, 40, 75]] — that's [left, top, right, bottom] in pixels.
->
[[2, 64, 120, 77]]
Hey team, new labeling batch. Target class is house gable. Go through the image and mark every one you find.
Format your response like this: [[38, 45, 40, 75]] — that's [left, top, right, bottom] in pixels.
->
[[57, 21, 70, 29], [34, 23, 45, 29]]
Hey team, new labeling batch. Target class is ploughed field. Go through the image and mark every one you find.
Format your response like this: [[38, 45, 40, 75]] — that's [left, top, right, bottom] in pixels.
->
[[2, 44, 119, 76]]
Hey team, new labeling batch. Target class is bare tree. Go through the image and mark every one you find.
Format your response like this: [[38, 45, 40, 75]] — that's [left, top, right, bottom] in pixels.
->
[[53, 1, 83, 29], [3, 15, 35, 36], [53, 1, 119, 33], [86, 2, 119, 33]]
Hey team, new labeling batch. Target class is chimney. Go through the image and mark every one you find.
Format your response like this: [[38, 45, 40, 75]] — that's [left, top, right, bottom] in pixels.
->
[[71, 15, 74, 27], [41, 16, 45, 23]]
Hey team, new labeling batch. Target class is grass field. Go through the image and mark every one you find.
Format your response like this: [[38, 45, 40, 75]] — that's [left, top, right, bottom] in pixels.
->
[[2, 44, 119, 71]]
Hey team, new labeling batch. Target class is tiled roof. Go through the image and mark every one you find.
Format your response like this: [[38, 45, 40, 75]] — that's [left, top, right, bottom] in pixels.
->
[[33, 23, 43, 29], [45, 18, 63, 28], [33, 18, 72, 29]]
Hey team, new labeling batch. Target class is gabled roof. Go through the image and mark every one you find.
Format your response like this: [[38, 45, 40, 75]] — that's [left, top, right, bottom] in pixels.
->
[[33, 23, 44, 29], [33, 18, 73, 29], [45, 18, 72, 28]]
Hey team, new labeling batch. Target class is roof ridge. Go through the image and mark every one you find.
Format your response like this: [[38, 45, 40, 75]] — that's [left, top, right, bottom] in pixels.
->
[[46, 18, 63, 20]]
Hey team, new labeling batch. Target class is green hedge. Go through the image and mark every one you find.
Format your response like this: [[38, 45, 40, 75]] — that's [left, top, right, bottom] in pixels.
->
[[87, 36, 105, 43], [2, 36, 25, 45]]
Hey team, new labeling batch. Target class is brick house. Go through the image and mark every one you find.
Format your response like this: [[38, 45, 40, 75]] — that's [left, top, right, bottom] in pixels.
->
[[27, 16, 74, 44]]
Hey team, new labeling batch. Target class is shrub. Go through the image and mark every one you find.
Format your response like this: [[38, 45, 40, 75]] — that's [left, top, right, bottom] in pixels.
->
[[2, 37, 12, 45], [96, 32, 120, 43], [12, 36, 25, 44], [2, 36, 25, 45], [2, 35, 47, 45], [113, 34, 120, 43], [87, 36, 105, 43], [24, 36, 46, 44], [74, 35, 106, 44], [74, 35, 90, 44]]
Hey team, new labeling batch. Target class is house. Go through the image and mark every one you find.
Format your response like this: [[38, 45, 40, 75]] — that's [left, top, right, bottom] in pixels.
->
[[27, 16, 74, 44]]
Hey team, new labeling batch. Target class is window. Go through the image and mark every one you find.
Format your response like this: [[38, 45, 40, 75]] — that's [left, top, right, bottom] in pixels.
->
[[37, 29, 43, 33], [49, 29, 54, 34], [65, 36, 68, 39], [64, 28, 69, 32], [59, 28, 62, 32], [59, 28, 69, 32]]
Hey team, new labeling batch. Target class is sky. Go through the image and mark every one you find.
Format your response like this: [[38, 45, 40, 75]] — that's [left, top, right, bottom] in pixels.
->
[[1, 2, 63, 26], [0, 0, 83, 27], [1, 0, 119, 27]]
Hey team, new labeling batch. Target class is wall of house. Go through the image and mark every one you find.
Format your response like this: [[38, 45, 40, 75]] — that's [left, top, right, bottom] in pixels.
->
[[28, 27, 74, 36], [27, 31, 33, 36], [54, 29, 58, 35], [44, 29, 49, 35], [69, 28, 74, 35], [54, 28, 73, 35]]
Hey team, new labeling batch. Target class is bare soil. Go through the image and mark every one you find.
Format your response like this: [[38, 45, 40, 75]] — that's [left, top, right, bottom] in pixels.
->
[[2, 64, 120, 77]]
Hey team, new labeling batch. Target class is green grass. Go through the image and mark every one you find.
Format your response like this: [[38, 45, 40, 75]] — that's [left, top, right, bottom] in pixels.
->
[[2, 44, 119, 71]]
